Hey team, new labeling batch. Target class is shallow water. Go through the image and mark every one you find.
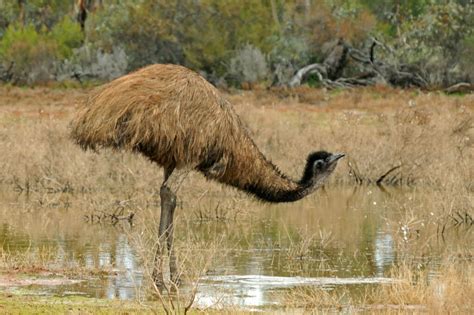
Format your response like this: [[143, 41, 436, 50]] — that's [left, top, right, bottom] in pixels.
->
[[0, 187, 471, 309], [195, 275, 395, 309]]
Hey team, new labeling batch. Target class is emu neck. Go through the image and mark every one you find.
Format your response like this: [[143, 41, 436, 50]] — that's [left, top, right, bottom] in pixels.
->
[[198, 123, 322, 203], [214, 151, 320, 203], [245, 178, 316, 203]]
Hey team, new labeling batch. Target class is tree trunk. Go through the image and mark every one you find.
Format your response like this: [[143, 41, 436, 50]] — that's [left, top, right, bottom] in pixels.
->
[[76, 0, 87, 32]]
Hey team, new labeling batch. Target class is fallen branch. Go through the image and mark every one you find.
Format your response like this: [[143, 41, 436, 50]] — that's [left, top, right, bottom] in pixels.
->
[[289, 38, 430, 89], [84, 210, 135, 225], [444, 82, 473, 94], [376, 165, 402, 186], [289, 63, 327, 87]]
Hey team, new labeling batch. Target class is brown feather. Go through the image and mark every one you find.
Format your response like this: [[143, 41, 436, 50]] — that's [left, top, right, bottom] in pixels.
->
[[71, 64, 302, 201]]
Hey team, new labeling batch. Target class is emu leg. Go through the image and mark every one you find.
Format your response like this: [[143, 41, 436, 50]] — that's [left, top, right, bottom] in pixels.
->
[[152, 167, 187, 288], [165, 190, 179, 286], [152, 167, 174, 289]]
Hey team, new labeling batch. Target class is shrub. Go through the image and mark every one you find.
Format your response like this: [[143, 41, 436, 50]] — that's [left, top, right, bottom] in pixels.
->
[[459, 34, 474, 83], [87, 0, 277, 79], [268, 32, 311, 86], [228, 44, 270, 86], [87, 1, 183, 71], [50, 16, 83, 59], [380, 2, 474, 86], [180, 0, 277, 77], [0, 24, 58, 85], [57, 44, 128, 82], [0, 17, 83, 85]]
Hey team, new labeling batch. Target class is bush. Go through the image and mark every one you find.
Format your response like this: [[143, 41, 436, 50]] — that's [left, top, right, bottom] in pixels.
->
[[57, 44, 128, 82], [0, 18, 83, 85], [50, 16, 83, 59], [228, 44, 270, 86], [87, 1, 184, 71], [268, 32, 311, 86], [180, 0, 277, 77], [0, 0, 471, 87], [0, 24, 58, 85], [87, 0, 277, 79], [381, 2, 474, 86], [459, 34, 474, 83]]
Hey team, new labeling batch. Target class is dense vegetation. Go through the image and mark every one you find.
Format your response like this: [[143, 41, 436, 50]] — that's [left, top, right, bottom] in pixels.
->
[[0, 0, 472, 87]]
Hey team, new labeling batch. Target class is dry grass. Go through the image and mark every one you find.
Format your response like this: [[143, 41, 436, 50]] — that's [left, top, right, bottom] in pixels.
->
[[1, 85, 472, 197], [284, 259, 473, 313], [367, 262, 473, 313], [241, 88, 473, 190], [0, 242, 118, 279]]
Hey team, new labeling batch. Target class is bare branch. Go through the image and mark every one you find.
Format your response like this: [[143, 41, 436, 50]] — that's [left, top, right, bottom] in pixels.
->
[[289, 63, 327, 87]]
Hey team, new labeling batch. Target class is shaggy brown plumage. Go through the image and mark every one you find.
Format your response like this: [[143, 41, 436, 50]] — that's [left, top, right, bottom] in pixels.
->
[[71, 64, 341, 202]]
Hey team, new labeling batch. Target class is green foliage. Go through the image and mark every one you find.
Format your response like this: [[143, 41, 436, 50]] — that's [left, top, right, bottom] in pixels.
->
[[460, 34, 474, 73], [50, 16, 83, 59], [268, 31, 311, 85], [416, 2, 472, 57], [0, 0, 73, 34], [87, 0, 278, 77], [0, 23, 58, 84], [0, 1, 17, 37], [176, 0, 277, 76], [384, 1, 474, 84], [0, 0, 472, 86], [85, 2, 129, 51], [0, 17, 82, 85], [87, 0, 181, 71], [0, 23, 40, 58], [359, 0, 429, 20]]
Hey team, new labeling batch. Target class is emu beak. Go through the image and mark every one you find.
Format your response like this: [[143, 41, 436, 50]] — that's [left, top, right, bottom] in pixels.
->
[[328, 153, 345, 164]]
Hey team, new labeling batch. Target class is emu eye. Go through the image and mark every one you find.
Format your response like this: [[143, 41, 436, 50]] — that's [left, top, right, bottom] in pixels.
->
[[314, 160, 324, 170]]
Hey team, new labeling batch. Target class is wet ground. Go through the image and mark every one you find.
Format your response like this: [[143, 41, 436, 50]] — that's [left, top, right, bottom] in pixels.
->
[[0, 186, 471, 310]]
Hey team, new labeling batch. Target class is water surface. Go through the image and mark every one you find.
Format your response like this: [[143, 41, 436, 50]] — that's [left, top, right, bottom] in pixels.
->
[[0, 187, 471, 309]]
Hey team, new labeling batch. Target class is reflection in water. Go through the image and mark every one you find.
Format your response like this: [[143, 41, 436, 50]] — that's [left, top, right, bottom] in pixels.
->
[[374, 230, 395, 277], [196, 275, 394, 308], [108, 233, 143, 300], [82, 233, 143, 300], [0, 187, 472, 309]]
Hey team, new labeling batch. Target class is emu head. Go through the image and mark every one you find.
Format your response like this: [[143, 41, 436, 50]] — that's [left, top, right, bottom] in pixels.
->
[[301, 151, 345, 187]]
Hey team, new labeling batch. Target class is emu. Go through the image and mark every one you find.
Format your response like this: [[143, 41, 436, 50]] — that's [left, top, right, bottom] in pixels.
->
[[70, 64, 344, 285]]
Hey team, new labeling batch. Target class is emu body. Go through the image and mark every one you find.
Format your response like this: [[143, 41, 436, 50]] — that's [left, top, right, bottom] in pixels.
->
[[71, 64, 344, 285]]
